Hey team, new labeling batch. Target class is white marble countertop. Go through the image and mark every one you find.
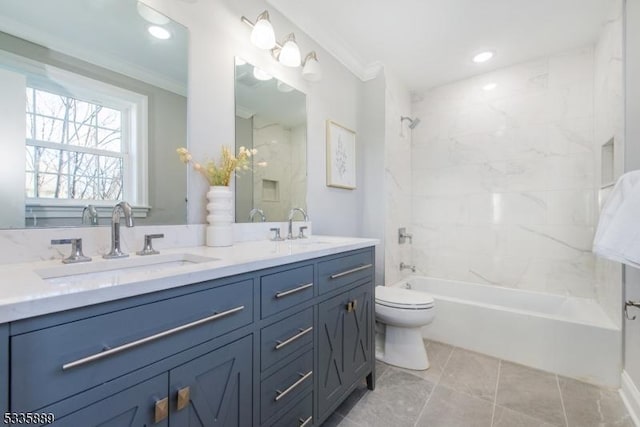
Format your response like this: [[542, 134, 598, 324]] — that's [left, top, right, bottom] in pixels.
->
[[0, 236, 377, 324]]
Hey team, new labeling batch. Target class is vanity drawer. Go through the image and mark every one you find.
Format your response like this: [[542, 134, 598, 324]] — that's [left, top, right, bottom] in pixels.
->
[[264, 391, 313, 427], [260, 350, 313, 423], [261, 264, 314, 318], [11, 279, 253, 412], [318, 249, 374, 294], [261, 307, 313, 371]]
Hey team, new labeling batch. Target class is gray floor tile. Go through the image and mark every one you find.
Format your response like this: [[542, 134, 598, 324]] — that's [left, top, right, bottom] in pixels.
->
[[375, 360, 390, 379], [394, 340, 454, 384], [496, 362, 566, 426], [439, 347, 499, 402], [338, 367, 434, 427], [416, 384, 493, 427], [321, 412, 363, 427], [493, 406, 561, 427], [558, 377, 634, 427]]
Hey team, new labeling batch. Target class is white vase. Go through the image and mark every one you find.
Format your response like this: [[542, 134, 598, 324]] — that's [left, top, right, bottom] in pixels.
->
[[206, 185, 233, 247]]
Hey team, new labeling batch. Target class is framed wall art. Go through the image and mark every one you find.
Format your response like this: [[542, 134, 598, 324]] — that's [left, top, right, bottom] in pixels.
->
[[326, 120, 356, 189]]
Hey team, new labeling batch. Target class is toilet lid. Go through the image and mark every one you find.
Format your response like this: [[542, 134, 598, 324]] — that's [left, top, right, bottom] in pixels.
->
[[375, 285, 434, 309]]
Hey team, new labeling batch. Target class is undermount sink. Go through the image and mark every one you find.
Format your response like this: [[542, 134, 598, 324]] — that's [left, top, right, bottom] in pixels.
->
[[36, 253, 218, 285]]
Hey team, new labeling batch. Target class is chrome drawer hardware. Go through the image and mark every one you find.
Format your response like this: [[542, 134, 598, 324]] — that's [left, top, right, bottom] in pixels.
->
[[330, 263, 373, 279], [176, 386, 190, 411], [62, 305, 245, 370], [299, 415, 313, 427], [274, 371, 312, 401], [275, 282, 313, 298], [154, 397, 169, 423], [275, 326, 313, 350]]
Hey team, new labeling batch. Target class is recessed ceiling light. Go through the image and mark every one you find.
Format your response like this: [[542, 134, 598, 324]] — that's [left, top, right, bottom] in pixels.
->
[[473, 51, 495, 63], [148, 25, 171, 40], [483, 83, 497, 91]]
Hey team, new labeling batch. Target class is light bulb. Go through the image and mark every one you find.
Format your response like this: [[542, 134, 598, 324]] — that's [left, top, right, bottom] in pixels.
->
[[278, 33, 301, 67], [302, 51, 322, 82], [148, 25, 171, 40], [250, 11, 276, 50]]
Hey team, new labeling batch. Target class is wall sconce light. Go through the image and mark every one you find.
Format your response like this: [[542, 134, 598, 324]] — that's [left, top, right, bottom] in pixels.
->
[[241, 10, 321, 82]]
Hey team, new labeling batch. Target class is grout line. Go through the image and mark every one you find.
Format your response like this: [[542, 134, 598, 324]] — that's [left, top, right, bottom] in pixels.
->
[[413, 344, 456, 427], [490, 359, 502, 427], [556, 374, 570, 427]]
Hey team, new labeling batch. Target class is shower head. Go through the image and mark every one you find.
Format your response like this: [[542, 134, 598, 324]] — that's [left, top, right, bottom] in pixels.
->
[[401, 116, 421, 129]]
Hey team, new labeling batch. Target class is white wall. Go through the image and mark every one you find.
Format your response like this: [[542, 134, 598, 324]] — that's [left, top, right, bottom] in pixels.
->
[[146, 0, 365, 237], [623, 0, 640, 397], [594, 0, 625, 327], [411, 48, 598, 298], [383, 70, 412, 284]]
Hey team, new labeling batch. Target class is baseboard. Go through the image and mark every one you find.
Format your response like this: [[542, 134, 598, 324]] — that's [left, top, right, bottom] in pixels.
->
[[621, 371, 640, 427]]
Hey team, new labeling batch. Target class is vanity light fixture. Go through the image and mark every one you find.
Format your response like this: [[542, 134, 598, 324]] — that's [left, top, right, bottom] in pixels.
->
[[241, 10, 322, 82], [482, 82, 497, 91], [253, 66, 273, 81], [277, 33, 301, 67], [246, 11, 276, 50], [302, 51, 322, 82], [473, 51, 495, 63], [148, 25, 171, 40]]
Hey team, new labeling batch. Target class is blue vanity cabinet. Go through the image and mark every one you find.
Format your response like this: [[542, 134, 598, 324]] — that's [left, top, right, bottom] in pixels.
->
[[317, 281, 374, 421], [169, 335, 253, 427], [0, 324, 7, 416], [47, 374, 169, 427]]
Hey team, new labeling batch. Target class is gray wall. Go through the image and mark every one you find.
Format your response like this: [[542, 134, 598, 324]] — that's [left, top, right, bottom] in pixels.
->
[[0, 31, 188, 226], [624, 0, 640, 389]]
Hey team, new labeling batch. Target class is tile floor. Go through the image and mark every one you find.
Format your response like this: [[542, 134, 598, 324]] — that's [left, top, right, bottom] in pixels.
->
[[322, 340, 634, 427]]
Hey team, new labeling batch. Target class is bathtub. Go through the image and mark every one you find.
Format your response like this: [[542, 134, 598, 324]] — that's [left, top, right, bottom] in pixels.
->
[[390, 276, 622, 388]]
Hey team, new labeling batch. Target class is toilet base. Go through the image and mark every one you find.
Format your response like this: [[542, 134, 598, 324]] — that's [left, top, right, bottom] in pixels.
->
[[376, 324, 430, 371]]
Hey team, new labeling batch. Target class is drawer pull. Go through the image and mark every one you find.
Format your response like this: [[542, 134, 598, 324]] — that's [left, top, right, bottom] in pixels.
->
[[155, 397, 169, 423], [275, 326, 313, 350], [62, 305, 245, 370], [299, 415, 313, 427], [275, 371, 313, 402], [275, 282, 313, 298], [330, 263, 373, 279]]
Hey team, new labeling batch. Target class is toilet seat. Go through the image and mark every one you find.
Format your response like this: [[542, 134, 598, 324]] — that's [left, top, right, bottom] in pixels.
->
[[375, 286, 434, 310]]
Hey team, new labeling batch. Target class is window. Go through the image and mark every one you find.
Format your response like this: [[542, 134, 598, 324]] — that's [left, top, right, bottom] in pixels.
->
[[25, 87, 126, 201]]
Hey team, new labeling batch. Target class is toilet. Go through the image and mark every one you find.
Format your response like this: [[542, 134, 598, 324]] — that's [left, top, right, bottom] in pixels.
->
[[375, 285, 435, 370]]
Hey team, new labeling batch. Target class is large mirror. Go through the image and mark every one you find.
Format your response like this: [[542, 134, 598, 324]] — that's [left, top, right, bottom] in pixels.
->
[[0, 0, 188, 228], [234, 58, 307, 223]]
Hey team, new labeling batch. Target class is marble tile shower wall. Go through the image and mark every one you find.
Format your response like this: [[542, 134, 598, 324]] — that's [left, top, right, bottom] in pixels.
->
[[410, 48, 599, 298]]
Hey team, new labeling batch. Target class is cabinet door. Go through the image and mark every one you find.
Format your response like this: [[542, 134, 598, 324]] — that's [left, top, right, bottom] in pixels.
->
[[51, 374, 168, 427], [0, 324, 7, 416], [344, 284, 373, 384], [169, 336, 252, 427], [317, 291, 349, 418]]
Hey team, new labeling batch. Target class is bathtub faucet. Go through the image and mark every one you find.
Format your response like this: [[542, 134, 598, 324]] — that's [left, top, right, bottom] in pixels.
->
[[400, 262, 416, 273]]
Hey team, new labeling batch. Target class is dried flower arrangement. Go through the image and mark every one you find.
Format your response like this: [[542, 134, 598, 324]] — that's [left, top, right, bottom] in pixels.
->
[[176, 146, 257, 186]]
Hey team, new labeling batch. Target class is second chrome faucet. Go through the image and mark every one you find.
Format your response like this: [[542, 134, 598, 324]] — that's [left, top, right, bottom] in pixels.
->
[[104, 201, 134, 259]]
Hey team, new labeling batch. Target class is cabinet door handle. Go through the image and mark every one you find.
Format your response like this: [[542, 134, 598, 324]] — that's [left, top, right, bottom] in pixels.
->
[[154, 397, 169, 423], [275, 326, 313, 350], [176, 386, 190, 411], [330, 263, 373, 279], [299, 415, 313, 427], [62, 305, 245, 370], [275, 282, 313, 298], [275, 371, 313, 401]]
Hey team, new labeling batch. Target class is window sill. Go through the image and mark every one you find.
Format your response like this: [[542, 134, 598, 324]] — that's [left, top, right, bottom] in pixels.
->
[[25, 203, 151, 221]]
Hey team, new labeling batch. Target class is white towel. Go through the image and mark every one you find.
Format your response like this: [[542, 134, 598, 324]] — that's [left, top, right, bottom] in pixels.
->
[[593, 170, 640, 268]]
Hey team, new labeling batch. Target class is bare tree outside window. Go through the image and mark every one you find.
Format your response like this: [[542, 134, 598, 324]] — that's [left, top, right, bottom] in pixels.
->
[[25, 87, 124, 201]]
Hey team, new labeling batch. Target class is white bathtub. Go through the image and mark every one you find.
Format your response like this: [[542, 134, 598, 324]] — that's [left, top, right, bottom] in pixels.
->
[[391, 276, 622, 388]]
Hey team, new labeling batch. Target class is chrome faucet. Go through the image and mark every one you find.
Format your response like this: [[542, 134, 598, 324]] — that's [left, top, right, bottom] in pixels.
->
[[287, 207, 309, 239], [400, 262, 416, 273], [248, 208, 266, 222], [82, 204, 99, 226], [103, 201, 134, 259]]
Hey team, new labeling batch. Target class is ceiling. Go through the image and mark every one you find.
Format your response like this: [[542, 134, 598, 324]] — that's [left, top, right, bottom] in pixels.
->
[[267, 0, 616, 92], [0, 0, 188, 95]]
